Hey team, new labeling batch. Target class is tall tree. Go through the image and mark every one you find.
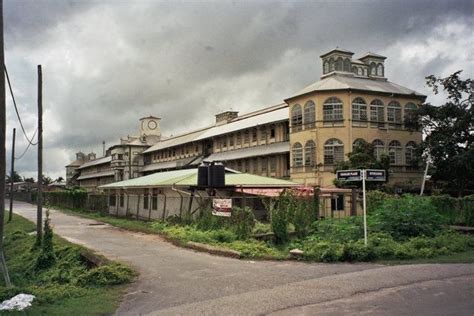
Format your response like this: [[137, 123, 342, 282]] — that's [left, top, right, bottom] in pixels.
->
[[5, 170, 21, 183], [408, 71, 473, 196]]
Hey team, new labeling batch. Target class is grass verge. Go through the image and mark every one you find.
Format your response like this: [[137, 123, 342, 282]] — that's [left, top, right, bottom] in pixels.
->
[[0, 213, 137, 315]]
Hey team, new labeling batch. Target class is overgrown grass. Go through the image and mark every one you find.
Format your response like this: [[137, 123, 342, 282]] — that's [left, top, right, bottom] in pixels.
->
[[0, 213, 136, 314]]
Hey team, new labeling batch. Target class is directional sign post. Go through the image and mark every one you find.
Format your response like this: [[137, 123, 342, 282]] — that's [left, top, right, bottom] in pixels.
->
[[336, 168, 387, 246]]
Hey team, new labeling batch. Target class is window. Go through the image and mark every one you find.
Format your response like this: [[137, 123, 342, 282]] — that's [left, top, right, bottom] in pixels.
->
[[352, 97, 367, 121], [270, 126, 276, 138], [261, 157, 268, 172], [389, 140, 402, 165], [377, 64, 384, 76], [222, 137, 227, 149], [370, 62, 376, 76], [404, 102, 417, 125], [323, 97, 343, 121], [291, 104, 303, 131], [387, 101, 402, 125], [143, 190, 149, 209], [109, 194, 116, 207], [260, 127, 267, 142], [304, 101, 316, 128], [152, 189, 158, 210], [119, 193, 124, 207], [370, 99, 384, 127], [372, 139, 385, 160], [331, 194, 344, 211], [304, 140, 316, 166], [324, 138, 344, 165], [229, 135, 234, 147], [335, 57, 343, 71], [324, 61, 329, 74], [244, 130, 249, 143], [329, 58, 335, 72], [270, 157, 277, 172], [237, 160, 242, 171], [357, 68, 363, 76], [352, 66, 357, 74], [236, 132, 241, 145], [252, 129, 257, 142], [343, 58, 351, 72], [292, 142, 303, 167], [405, 141, 417, 166]]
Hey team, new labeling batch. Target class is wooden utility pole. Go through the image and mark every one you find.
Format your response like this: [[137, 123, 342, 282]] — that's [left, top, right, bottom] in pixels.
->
[[8, 128, 15, 222], [36, 65, 43, 245], [0, 0, 12, 287]]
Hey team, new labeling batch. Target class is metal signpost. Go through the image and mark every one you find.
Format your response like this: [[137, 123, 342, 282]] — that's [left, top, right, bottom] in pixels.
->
[[336, 169, 386, 246]]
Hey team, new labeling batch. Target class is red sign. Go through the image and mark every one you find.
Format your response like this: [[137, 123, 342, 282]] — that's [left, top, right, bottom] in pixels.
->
[[212, 199, 232, 217]]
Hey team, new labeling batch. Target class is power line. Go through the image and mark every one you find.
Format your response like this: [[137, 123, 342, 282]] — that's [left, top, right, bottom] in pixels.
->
[[4, 65, 38, 146], [14, 127, 38, 160]]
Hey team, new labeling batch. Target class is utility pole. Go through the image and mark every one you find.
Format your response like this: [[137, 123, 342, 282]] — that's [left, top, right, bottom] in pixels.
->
[[36, 65, 43, 245], [0, 0, 12, 287], [8, 128, 15, 222]]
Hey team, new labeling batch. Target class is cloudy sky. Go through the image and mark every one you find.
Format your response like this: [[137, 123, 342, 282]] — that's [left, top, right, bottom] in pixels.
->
[[4, 0, 473, 180]]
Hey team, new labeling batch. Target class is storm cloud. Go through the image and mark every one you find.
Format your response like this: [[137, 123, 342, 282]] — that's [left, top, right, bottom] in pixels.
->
[[4, 0, 473, 179]]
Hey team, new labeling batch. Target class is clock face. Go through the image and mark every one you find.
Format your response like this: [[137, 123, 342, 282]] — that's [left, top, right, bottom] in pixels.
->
[[148, 120, 157, 130]]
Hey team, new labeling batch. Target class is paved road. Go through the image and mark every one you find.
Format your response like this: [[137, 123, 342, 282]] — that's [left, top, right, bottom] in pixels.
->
[[10, 201, 474, 315]]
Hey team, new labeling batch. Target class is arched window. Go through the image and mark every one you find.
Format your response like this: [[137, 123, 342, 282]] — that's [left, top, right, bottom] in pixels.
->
[[352, 97, 367, 121], [291, 104, 303, 132], [377, 63, 384, 76], [357, 67, 363, 76], [387, 101, 402, 124], [404, 102, 417, 124], [329, 58, 335, 72], [370, 62, 377, 76], [335, 57, 343, 71], [292, 142, 303, 167], [389, 140, 402, 165], [352, 66, 357, 74], [304, 140, 316, 166], [324, 138, 344, 165], [352, 138, 367, 152], [405, 141, 417, 166], [343, 58, 351, 72], [372, 139, 385, 161], [323, 97, 343, 121], [363, 68, 368, 76], [303, 100, 316, 129], [370, 99, 384, 126], [323, 61, 329, 74]]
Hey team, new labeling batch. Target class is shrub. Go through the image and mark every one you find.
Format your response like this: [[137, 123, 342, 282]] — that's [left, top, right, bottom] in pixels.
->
[[268, 192, 293, 244], [313, 216, 364, 243], [36, 210, 56, 270], [342, 240, 375, 262], [226, 240, 281, 258], [210, 229, 237, 243], [303, 241, 344, 262], [292, 199, 312, 238], [373, 195, 445, 240], [230, 207, 255, 239], [78, 263, 135, 286], [195, 208, 227, 231], [366, 190, 392, 213]]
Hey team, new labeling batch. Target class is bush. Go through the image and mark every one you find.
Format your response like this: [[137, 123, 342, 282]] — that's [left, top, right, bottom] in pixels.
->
[[78, 263, 135, 286], [302, 241, 343, 262], [210, 229, 237, 243], [373, 195, 445, 240], [366, 190, 392, 213], [313, 216, 364, 243], [292, 200, 312, 238], [36, 210, 56, 270], [342, 240, 375, 262], [230, 207, 255, 239], [195, 208, 228, 231], [268, 192, 293, 244]]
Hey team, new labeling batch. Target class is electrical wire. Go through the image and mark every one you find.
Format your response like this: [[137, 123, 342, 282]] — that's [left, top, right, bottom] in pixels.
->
[[4, 65, 38, 146], [14, 127, 38, 160]]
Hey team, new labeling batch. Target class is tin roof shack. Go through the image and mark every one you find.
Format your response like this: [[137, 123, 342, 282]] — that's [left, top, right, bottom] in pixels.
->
[[99, 168, 299, 221]]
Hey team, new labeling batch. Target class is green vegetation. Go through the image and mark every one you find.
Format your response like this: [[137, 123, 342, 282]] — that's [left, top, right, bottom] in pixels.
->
[[0, 213, 136, 314], [50, 193, 474, 264]]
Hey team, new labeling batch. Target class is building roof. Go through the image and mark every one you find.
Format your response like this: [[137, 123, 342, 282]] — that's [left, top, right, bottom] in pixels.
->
[[66, 159, 84, 167], [286, 74, 426, 101], [99, 168, 298, 189], [351, 59, 366, 65], [77, 156, 112, 170], [77, 170, 115, 180], [204, 142, 289, 162], [320, 47, 354, 58], [140, 115, 161, 120], [143, 103, 288, 154], [359, 52, 387, 60], [141, 156, 202, 173]]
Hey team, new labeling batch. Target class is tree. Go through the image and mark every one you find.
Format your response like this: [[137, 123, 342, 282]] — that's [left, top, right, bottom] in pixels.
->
[[5, 171, 22, 183], [54, 176, 64, 183], [408, 71, 473, 196], [23, 177, 35, 183], [41, 175, 53, 185], [334, 140, 390, 189]]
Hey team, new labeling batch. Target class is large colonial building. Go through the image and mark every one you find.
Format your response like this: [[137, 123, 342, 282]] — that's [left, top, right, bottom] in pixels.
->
[[67, 48, 425, 191]]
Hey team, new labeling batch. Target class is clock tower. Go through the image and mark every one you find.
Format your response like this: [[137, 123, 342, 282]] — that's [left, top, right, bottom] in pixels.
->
[[139, 116, 161, 139]]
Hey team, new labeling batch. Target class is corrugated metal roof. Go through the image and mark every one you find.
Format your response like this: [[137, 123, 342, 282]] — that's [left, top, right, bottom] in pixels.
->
[[204, 142, 289, 162], [77, 156, 112, 169], [77, 170, 114, 180], [99, 168, 298, 189], [287, 74, 426, 100], [141, 155, 202, 172], [66, 159, 84, 167], [143, 104, 288, 154]]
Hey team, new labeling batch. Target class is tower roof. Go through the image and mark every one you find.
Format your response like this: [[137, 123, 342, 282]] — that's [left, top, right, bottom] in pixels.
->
[[359, 52, 387, 60], [320, 47, 354, 58]]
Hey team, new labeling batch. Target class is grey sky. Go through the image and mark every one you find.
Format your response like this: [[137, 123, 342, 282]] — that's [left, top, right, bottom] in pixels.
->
[[4, 0, 473, 180]]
